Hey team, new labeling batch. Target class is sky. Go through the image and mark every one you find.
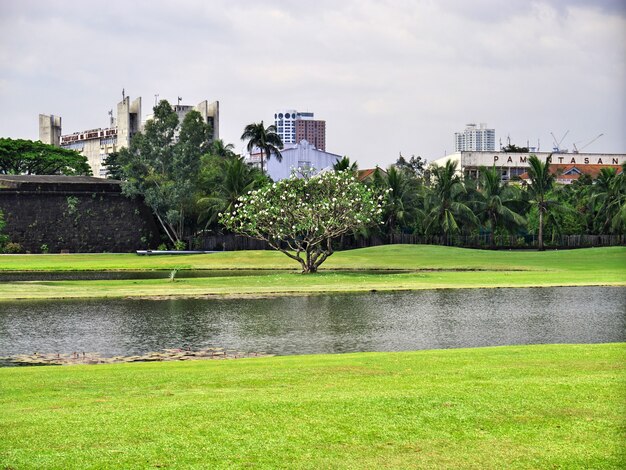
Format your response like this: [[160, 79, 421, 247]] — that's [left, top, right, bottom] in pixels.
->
[[0, 0, 625, 168]]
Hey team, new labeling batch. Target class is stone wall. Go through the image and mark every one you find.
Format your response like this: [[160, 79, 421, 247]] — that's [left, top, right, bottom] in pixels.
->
[[0, 176, 160, 253]]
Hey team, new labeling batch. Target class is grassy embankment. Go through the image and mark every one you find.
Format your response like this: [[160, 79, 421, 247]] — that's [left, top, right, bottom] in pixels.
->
[[1, 344, 624, 468], [0, 245, 624, 300]]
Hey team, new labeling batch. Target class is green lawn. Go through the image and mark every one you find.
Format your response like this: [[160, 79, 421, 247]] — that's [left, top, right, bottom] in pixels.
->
[[2, 244, 625, 272], [0, 245, 624, 300], [1, 344, 624, 469]]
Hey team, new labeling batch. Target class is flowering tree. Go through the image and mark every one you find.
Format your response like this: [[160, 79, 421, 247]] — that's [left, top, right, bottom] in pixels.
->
[[220, 170, 387, 273]]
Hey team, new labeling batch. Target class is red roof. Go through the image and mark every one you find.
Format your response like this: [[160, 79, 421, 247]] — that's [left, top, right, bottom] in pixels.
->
[[357, 168, 387, 181], [519, 164, 623, 182]]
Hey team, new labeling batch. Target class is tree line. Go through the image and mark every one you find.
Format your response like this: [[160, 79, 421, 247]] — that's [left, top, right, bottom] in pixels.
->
[[1, 99, 624, 252], [112, 96, 622, 251], [368, 155, 625, 250]]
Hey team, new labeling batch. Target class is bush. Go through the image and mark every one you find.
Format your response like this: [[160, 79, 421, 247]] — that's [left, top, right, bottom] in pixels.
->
[[3, 242, 23, 254], [0, 210, 8, 250]]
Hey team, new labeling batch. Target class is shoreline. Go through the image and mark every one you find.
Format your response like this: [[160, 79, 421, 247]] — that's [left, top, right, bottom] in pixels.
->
[[1, 280, 624, 302]]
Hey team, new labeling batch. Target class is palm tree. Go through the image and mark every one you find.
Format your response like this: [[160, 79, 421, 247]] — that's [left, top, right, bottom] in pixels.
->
[[475, 166, 526, 247], [526, 155, 556, 250], [208, 139, 236, 159], [423, 160, 478, 244], [240, 121, 283, 175], [197, 155, 265, 229], [333, 156, 358, 173], [590, 165, 626, 234], [382, 166, 421, 236]]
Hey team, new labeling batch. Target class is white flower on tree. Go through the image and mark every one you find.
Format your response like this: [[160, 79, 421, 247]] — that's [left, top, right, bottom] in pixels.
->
[[221, 170, 386, 273]]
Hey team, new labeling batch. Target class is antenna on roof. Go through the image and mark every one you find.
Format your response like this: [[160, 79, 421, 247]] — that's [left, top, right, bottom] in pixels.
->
[[122, 88, 125, 100], [178, 96, 182, 105], [108, 109, 113, 127], [154, 94, 159, 107]]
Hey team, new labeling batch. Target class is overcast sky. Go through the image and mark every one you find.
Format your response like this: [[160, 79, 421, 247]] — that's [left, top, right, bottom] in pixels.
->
[[1, 0, 624, 168]]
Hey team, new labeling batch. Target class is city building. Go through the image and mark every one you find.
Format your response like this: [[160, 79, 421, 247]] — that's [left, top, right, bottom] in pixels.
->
[[295, 119, 326, 151], [40, 96, 219, 178], [429, 151, 626, 184], [454, 123, 496, 152], [247, 139, 341, 181], [274, 110, 326, 150]]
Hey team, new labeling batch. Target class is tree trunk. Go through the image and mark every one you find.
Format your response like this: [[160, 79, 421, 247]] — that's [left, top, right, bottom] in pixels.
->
[[260, 150, 265, 175], [538, 208, 544, 251]]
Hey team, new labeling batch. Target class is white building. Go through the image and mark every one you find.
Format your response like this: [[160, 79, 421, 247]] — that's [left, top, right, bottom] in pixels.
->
[[40, 96, 142, 178], [430, 151, 626, 183], [274, 110, 315, 146], [40, 96, 219, 178], [454, 123, 496, 152], [247, 140, 342, 181]]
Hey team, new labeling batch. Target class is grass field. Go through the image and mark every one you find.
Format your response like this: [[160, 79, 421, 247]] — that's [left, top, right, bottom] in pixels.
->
[[0, 245, 624, 300], [2, 244, 625, 272], [1, 344, 624, 469]]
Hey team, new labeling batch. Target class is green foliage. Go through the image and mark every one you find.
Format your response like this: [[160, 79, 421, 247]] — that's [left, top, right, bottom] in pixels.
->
[[590, 165, 626, 234], [117, 100, 212, 244], [0, 210, 9, 250], [240, 121, 283, 174], [40, 244, 49, 254], [102, 151, 124, 180], [221, 170, 387, 272], [423, 160, 479, 242], [3, 242, 23, 253], [65, 196, 79, 215], [0, 138, 92, 175], [475, 166, 526, 245], [207, 139, 236, 159], [196, 154, 267, 231], [502, 143, 529, 153], [378, 166, 422, 235], [333, 156, 358, 173], [525, 155, 559, 250], [395, 153, 427, 178]]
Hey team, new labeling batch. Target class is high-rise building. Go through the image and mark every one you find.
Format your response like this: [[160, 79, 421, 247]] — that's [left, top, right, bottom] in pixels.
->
[[274, 110, 326, 150], [295, 119, 326, 151], [454, 123, 495, 152]]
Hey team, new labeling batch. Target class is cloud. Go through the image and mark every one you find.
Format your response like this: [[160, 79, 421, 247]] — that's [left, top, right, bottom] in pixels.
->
[[0, 0, 624, 168]]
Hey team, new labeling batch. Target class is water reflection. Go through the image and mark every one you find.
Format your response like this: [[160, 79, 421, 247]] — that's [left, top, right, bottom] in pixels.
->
[[0, 287, 624, 360]]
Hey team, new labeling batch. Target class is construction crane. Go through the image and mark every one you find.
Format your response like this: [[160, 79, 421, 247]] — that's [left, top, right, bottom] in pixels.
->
[[572, 133, 604, 153], [550, 130, 569, 153]]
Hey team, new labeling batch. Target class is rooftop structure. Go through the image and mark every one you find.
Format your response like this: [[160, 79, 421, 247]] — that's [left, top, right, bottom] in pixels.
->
[[430, 151, 626, 184]]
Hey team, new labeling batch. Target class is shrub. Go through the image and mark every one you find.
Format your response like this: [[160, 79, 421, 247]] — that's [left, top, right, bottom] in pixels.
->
[[3, 242, 23, 254]]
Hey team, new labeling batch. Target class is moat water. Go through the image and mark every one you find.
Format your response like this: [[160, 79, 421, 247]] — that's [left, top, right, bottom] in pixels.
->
[[0, 287, 623, 361]]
